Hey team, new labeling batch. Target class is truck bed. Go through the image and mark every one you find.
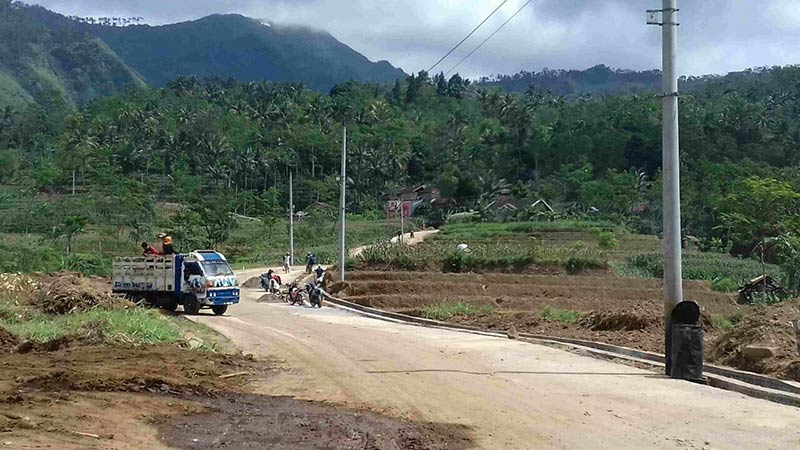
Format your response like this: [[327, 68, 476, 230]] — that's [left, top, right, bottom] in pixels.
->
[[112, 255, 176, 293]]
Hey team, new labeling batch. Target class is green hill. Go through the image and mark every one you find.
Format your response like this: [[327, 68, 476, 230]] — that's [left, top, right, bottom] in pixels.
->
[[0, 1, 146, 110], [93, 14, 406, 92], [477, 65, 663, 96]]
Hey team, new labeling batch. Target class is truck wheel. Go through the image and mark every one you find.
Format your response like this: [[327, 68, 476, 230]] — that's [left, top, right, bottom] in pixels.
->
[[183, 294, 201, 315], [211, 305, 228, 316], [164, 299, 179, 313]]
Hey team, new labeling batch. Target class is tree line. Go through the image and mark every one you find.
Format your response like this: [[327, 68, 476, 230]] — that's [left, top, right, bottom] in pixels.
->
[[3, 65, 800, 262]]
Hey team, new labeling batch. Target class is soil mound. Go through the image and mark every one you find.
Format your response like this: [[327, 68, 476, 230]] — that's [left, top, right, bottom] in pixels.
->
[[0, 327, 18, 353], [242, 276, 263, 288], [29, 273, 130, 315], [709, 300, 800, 380], [580, 310, 658, 331]]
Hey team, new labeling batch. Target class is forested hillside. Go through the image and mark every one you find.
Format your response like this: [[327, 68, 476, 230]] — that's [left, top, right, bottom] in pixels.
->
[[3, 63, 800, 268], [478, 65, 662, 96], [0, 0, 406, 109], [93, 14, 406, 92], [0, 1, 145, 109]]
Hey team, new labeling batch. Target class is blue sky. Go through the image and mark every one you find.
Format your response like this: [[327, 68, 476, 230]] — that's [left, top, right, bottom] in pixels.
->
[[31, 0, 800, 79]]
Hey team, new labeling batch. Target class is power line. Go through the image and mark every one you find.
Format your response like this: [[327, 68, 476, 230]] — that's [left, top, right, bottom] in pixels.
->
[[427, 0, 509, 73], [445, 0, 533, 76]]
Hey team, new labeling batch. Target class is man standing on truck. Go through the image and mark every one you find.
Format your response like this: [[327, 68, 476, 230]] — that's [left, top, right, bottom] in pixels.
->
[[158, 233, 176, 255], [141, 242, 159, 256]]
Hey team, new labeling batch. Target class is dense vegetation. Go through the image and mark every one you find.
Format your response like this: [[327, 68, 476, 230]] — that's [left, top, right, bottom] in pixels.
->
[[94, 14, 405, 92], [0, 0, 406, 111], [3, 2, 800, 282], [0, 0, 145, 109]]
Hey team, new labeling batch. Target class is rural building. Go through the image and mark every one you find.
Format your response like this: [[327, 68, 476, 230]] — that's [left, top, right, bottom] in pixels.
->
[[486, 189, 525, 211]]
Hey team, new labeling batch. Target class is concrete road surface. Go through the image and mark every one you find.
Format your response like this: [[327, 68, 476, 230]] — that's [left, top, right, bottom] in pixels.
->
[[189, 282, 800, 450]]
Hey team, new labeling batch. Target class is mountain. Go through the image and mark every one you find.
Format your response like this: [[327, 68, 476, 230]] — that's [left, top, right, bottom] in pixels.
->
[[92, 14, 406, 92], [0, 1, 146, 110], [478, 65, 663, 96]]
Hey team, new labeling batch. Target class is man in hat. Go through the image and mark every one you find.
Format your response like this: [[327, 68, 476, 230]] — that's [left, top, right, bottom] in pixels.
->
[[158, 233, 175, 255]]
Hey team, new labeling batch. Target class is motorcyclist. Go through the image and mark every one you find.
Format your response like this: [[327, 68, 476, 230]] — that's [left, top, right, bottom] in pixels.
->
[[306, 282, 323, 308], [288, 282, 303, 306]]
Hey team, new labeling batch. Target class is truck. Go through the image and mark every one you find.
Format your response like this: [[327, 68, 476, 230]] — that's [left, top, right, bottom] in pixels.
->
[[112, 250, 240, 315]]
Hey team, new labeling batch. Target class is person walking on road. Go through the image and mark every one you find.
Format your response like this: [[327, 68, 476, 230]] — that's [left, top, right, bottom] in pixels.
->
[[283, 252, 291, 273], [314, 265, 324, 283], [305, 252, 315, 274]]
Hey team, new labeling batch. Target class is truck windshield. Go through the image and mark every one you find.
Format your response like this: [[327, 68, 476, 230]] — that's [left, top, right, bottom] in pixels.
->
[[201, 260, 235, 277]]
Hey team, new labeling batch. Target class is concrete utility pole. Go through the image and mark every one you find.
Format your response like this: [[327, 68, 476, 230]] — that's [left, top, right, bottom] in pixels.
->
[[289, 170, 295, 266], [71, 170, 76, 196], [400, 202, 405, 241], [339, 126, 347, 282], [649, 0, 683, 375]]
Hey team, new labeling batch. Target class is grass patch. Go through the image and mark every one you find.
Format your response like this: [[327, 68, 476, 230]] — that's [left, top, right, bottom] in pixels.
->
[[420, 303, 495, 321], [0, 308, 183, 344], [538, 306, 582, 324], [711, 277, 739, 293], [711, 311, 744, 332]]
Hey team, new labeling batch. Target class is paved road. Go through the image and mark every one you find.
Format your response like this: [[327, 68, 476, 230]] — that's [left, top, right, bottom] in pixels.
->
[[189, 284, 800, 450]]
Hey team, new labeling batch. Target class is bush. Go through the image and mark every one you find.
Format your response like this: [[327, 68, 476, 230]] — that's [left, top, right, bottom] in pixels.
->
[[711, 277, 739, 293], [598, 232, 619, 250], [711, 311, 744, 332], [61, 253, 112, 277], [539, 306, 582, 324], [0, 239, 61, 273]]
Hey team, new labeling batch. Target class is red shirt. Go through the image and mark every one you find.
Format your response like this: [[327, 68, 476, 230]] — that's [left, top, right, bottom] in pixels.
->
[[142, 245, 159, 256]]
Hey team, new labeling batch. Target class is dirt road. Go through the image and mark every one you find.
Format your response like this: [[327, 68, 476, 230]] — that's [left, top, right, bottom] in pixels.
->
[[350, 229, 439, 257], [188, 284, 800, 450]]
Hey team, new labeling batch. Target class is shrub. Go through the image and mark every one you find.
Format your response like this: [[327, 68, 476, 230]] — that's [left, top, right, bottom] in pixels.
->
[[61, 253, 112, 277], [711, 311, 744, 332], [711, 277, 739, 293], [539, 306, 582, 324], [598, 232, 619, 250]]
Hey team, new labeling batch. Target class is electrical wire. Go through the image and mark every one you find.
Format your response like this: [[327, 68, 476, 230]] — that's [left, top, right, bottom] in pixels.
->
[[445, 0, 533, 76], [427, 0, 509, 73]]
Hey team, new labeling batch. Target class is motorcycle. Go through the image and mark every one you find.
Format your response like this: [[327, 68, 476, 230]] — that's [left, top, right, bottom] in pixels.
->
[[287, 282, 305, 306]]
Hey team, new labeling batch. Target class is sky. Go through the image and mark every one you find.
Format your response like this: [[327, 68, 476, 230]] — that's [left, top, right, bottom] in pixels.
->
[[29, 0, 800, 79]]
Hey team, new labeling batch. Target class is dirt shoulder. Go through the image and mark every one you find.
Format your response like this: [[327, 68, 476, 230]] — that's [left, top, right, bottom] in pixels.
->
[[0, 342, 469, 449], [1, 270, 469, 450]]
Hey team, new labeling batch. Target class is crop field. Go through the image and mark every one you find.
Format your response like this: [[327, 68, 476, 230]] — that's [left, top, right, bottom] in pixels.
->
[[339, 220, 800, 381]]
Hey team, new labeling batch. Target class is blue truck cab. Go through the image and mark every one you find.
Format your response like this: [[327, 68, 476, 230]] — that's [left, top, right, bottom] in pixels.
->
[[112, 250, 240, 315]]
